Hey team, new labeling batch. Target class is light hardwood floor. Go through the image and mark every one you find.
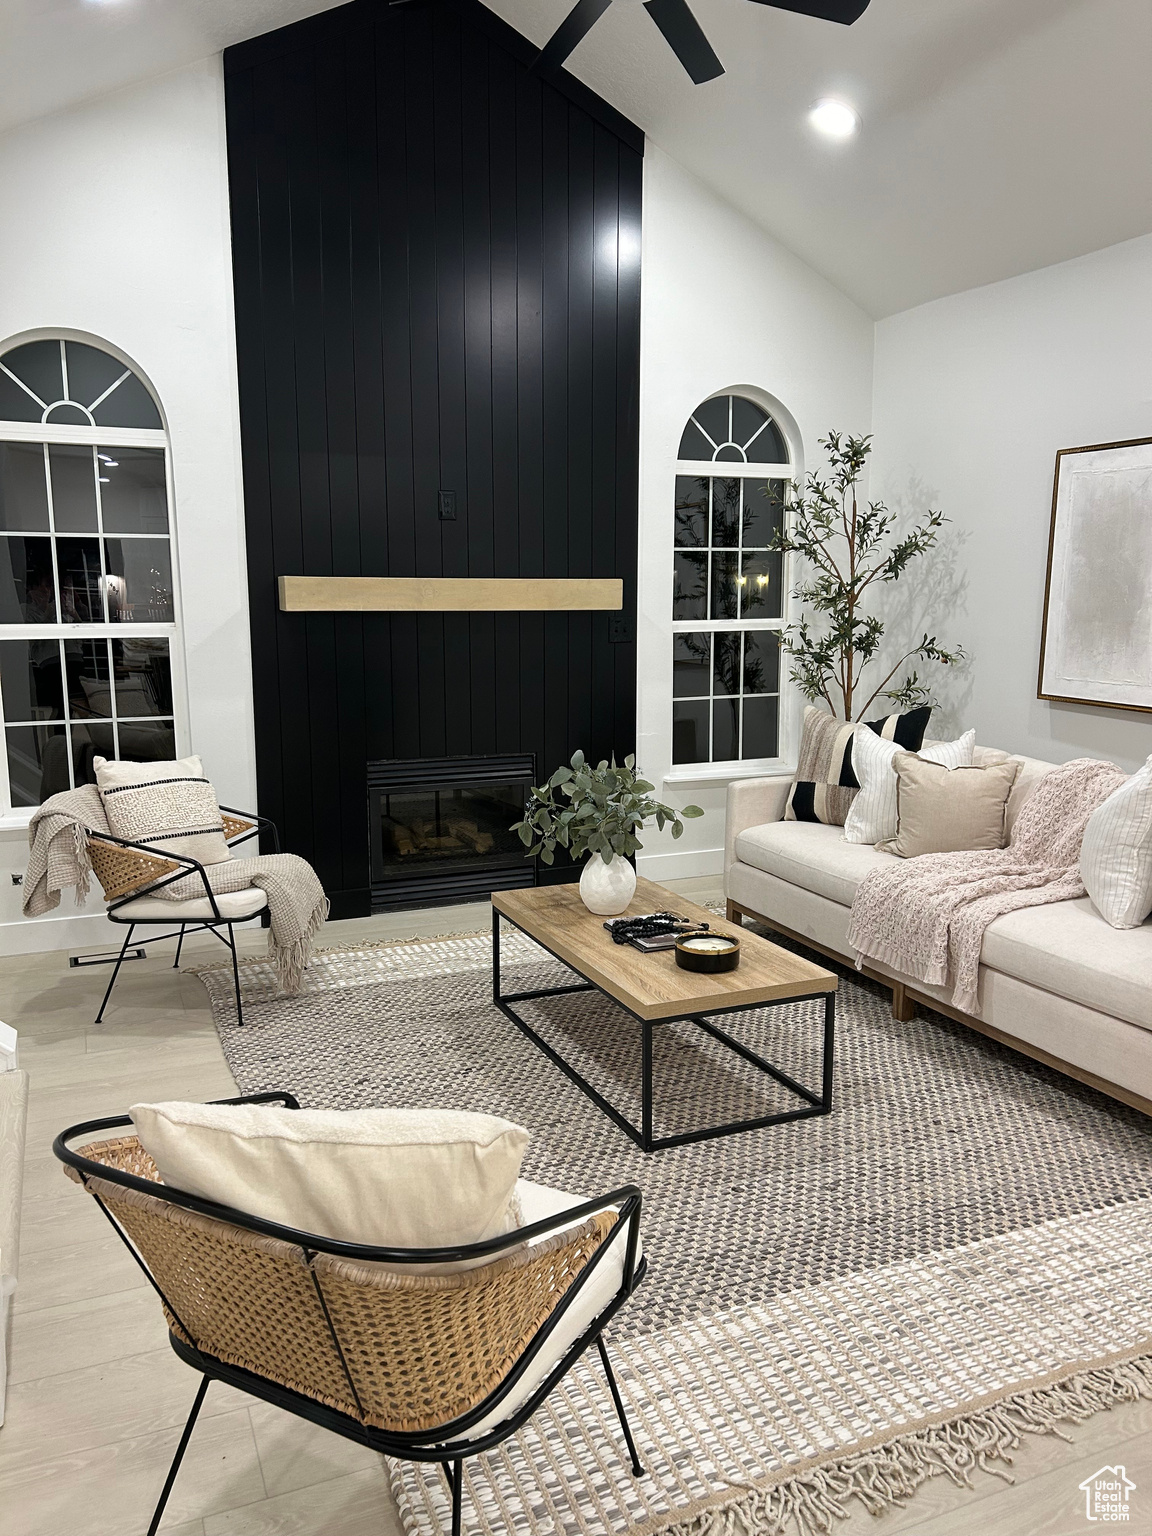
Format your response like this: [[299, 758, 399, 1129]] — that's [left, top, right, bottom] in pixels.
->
[[2, 880, 1149, 1536]]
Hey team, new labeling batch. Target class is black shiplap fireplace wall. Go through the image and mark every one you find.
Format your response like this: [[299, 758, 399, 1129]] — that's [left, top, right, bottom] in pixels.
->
[[224, 0, 643, 917]]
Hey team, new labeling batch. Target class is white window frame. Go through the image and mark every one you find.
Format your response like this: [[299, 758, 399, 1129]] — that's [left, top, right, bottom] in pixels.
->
[[666, 455, 795, 783], [0, 418, 187, 824]]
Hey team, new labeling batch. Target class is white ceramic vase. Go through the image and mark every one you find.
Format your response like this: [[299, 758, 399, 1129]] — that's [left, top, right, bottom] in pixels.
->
[[578, 852, 637, 915]]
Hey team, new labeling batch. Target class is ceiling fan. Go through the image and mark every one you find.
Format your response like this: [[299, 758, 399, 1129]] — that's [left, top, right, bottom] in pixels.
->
[[533, 0, 871, 86]]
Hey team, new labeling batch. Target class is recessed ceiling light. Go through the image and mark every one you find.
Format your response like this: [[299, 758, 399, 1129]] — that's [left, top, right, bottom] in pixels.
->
[[808, 98, 861, 141]]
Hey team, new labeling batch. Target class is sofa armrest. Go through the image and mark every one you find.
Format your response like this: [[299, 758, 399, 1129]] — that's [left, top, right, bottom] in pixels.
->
[[725, 776, 792, 882]]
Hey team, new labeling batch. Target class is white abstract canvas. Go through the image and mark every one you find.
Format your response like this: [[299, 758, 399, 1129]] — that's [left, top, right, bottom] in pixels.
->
[[1039, 439, 1152, 712]]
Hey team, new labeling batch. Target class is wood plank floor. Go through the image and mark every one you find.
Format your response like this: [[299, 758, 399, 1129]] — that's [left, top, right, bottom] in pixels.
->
[[2, 879, 1149, 1535]]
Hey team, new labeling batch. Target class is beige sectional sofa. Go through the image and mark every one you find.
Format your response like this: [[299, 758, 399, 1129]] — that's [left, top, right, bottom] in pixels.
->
[[725, 746, 1152, 1115]]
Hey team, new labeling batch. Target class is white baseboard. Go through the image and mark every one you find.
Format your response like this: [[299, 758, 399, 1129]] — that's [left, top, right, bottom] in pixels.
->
[[0, 911, 116, 957], [636, 846, 724, 882]]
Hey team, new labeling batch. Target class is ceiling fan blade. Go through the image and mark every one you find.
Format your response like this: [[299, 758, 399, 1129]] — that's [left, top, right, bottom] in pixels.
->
[[643, 0, 725, 83], [533, 0, 616, 73], [745, 0, 871, 23]]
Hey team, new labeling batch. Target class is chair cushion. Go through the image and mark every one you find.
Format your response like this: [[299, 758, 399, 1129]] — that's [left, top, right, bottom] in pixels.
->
[[114, 887, 269, 922], [129, 1101, 530, 1250], [980, 898, 1152, 1031], [439, 1178, 638, 1441], [95, 753, 232, 867], [735, 820, 897, 907]]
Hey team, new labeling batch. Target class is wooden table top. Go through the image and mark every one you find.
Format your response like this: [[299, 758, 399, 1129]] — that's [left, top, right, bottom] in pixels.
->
[[492, 875, 836, 1022]]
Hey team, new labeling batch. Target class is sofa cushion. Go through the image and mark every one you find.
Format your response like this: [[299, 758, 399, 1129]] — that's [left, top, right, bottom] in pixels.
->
[[980, 898, 1152, 1031], [734, 821, 896, 907]]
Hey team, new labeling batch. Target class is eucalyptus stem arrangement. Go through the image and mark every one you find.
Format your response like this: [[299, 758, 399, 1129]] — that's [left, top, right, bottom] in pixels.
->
[[768, 432, 965, 720], [512, 751, 702, 866]]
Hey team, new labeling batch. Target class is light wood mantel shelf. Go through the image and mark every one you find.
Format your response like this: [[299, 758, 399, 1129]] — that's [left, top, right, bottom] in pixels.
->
[[278, 576, 624, 613]]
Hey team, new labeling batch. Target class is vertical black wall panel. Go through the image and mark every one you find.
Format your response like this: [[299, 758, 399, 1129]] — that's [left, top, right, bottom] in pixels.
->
[[225, 0, 643, 916]]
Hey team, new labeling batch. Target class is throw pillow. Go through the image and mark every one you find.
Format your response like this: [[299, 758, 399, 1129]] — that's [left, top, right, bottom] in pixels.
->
[[880, 755, 1021, 857], [843, 727, 976, 845], [1080, 754, 1152, 928], [785, 704, 932, 826], [94, 753, 231, 866], [130, 1101, 530, 1251]]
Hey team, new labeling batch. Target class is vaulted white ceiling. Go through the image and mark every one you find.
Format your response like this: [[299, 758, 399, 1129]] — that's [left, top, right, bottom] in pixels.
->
[[2, 0, 1149, 317]]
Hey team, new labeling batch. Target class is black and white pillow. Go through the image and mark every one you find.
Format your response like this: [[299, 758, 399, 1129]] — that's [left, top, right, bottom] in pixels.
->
[[94, 754, 232, 866], [785, 705, 932, 826]]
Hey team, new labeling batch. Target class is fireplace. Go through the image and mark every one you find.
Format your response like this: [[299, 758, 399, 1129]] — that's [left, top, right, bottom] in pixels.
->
[[368, 755, 536, 910]]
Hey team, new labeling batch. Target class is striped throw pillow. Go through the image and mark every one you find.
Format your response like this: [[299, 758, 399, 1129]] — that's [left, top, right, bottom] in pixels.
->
[[785, 705, 932, 826], [95, 754, 232, 867], [1080, 754, 1152, 929]]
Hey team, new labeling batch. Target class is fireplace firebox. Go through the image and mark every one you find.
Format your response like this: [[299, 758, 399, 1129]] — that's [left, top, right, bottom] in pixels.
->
[[368, 755, 536, 911]]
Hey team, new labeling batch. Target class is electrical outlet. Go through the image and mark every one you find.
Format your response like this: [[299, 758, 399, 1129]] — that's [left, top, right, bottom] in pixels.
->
[[10, 873, 22, 886], [438, 489, 457, 521], [608, 613, 635, 643]]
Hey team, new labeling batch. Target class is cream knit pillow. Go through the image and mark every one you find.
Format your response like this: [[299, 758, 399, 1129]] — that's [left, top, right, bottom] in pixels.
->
[[130, 1100, 530, 1251], [94, 753, 232, 866], [843, 728, 976, 845], [1080, 755, 1152, 928]]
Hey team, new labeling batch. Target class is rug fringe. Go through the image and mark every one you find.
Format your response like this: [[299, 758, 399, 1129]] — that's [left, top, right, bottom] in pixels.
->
[[646, 1353, 1152, 1536]]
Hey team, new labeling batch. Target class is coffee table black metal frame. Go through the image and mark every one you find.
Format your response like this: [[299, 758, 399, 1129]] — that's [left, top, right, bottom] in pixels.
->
[[492, 909, 836, 1153]]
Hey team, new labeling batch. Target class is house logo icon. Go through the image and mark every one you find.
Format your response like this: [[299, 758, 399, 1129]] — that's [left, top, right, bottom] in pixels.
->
[[1079, 1465, 1135, 1522]]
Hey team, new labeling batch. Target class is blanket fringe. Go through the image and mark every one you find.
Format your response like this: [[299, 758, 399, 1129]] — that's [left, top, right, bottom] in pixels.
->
[[645, 1353, 1152, 1536], [72, 821, 92, 905], [272, 894, 330, 996]]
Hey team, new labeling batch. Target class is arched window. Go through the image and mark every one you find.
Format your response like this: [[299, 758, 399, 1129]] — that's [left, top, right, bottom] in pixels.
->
[[0, 337, 180, 813], [672, 392, 792, 767]]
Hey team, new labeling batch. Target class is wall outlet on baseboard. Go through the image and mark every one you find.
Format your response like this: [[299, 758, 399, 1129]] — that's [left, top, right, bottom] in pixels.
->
[[9, 874, 21, 886]]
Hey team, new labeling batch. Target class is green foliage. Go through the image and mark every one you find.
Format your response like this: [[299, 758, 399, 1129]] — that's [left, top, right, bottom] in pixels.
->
[[511, 751, 704, 867], [768, 432, 966, 720]]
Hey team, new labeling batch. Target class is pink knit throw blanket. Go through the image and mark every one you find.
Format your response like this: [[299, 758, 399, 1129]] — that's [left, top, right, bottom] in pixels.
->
[[847, 757, 1126, 1014]]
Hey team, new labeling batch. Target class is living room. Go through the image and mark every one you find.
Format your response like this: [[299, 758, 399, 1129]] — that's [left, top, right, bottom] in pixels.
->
[[1, 1, 1150, 1533]]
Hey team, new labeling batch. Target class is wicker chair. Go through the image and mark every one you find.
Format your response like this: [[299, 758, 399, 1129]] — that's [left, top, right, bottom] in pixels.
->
[[54, 1093, 647, 1536], [86, 807, 280, 1026]]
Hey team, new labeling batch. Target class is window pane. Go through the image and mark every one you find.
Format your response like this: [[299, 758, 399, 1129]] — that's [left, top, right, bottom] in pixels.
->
[[677, 419, 714, 461], [112, 637, 172, 716], [104, 538, 173, 623], [713, 697, 738, 761], [0, 639, 64, 722], [739, 551, 782, 619], [98, 448, 168, 534], [0, 341, 61, 413], [692, 397, 728, 449], [673, 633, 710, 698], [674, 476, 708, 547], [69, 721, 116, 785], [743, 630, 780, 696], [114, 719, 176, 760], [672, 700, 709, 764], [6, 723, 65, 805], [48, 445, 98, 533], [713, 632, 740, 696], [0, 443, 49, 531], [729, 395, 769, 451], [56, 537, 104, 622], [711, 478, 740, 547], [742, 478, 785, 548], [710, 551, 739, 619], [742, 695, 779, 759], [91, 372, 163, 430], [65, 342, 130, 413], [67, 639, 113, 719], [673, 551, 707, 620], [0, 536, 55, 622], [735, 402, 788, 464]]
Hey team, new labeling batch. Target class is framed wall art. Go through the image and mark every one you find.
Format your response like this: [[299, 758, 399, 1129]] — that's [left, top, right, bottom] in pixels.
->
[[1038, 436, 1152, 714]]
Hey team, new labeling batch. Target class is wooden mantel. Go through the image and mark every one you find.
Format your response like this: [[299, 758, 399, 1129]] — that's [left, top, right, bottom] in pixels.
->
[[277, 576, 624, 613]]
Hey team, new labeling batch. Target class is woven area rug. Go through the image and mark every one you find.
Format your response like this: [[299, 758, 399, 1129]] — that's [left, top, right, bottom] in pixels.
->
[[193, 927, 1152, 1536]]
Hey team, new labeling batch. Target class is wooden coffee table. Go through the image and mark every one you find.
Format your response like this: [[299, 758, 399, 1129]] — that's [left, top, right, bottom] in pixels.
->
[[491, 876, 837, 1152]]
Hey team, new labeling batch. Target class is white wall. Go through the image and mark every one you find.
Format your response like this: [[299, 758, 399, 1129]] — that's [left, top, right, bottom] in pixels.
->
[[0, 57, 254, 953], [871, 234, 1152, 774], [634, 145, 874, 881]]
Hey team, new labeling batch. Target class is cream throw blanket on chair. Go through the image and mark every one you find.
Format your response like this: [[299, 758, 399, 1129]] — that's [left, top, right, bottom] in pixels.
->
[[23, 785, 328, 996], [848, 757, 1127, 1014]]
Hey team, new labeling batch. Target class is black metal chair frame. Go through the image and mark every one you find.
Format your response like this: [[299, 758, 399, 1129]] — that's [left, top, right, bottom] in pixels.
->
[[54, 1093, 648, 1536], [92, 807, 280, 1028]]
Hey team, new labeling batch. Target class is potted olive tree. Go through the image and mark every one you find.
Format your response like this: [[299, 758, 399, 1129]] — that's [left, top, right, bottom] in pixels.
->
[[512, 751, 703, 914]]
